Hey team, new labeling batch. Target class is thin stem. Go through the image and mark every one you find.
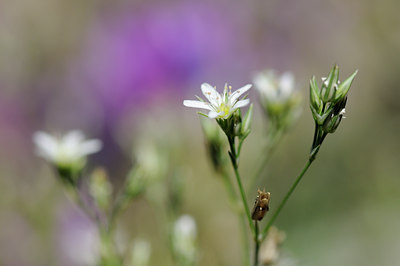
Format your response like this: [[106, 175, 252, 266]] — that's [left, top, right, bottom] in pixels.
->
[[227, 135, 256, 236], [240, 213, 251, 266], [248, 128, 283, 190], [220, 169, 250, 266], [260, 159, 313, 240], [254, 221, 260, 266], [233, 164, 256, 236], [311, 122, 319, 151], [107, 194, 126, 233]]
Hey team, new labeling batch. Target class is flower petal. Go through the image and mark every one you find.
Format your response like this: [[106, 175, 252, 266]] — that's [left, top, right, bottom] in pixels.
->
[[201, 83, 221, 106], [279, 72, 294, 99], [183, 100, 212, 110], [33, 131, 58, 161], [230, 84, 252, 104], [253, 72, 278, 101], [79, 139, 103, 157], [233, 99, 250, 109], [63, 130, 85, 147], [208, 110, 224, 119]]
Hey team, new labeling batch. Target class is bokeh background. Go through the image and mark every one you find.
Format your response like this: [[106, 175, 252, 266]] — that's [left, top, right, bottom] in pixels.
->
[[1, 0, 399, 265]]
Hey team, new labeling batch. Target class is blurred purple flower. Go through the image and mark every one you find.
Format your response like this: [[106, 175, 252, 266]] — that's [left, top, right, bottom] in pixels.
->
[[81, 3, 236, 118]]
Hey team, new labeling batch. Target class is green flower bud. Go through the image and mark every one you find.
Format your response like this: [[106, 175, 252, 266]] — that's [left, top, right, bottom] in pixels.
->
[[322, 110, 343, 133], [311, 107, 331, 126], [309, 65, 357, 153], [320, 64, 339, 103], [172, 215, 198, 265], [124, 141, 168, 198], [130, 239, 151, 266], [241, 104, 253, 138], [334, 70, 358, 103], [200, 117, 226, 172], [125, 168, 146, 198], [89, 168, 112, 211], [309, 76, 322, 112]]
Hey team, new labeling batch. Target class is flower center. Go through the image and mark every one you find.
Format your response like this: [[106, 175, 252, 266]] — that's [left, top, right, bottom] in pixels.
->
[[217, 103, 230, 116]]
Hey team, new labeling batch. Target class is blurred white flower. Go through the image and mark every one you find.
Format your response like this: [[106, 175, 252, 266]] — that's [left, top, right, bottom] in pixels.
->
[[253, 71, 295, 104], [172, 214, 197, 265], [259, 226, 286, 265], [125, 140, 168, 197], [33, 130, 102, 169], [183, 83, 251, 119], [130, 239, 151, 266], [253, 70, 302, 131], [135, 141, 167, 181]]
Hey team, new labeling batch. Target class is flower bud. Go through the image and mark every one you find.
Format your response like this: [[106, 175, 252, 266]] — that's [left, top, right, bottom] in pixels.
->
[[130, 239, 151, 266], [320, 64, 339, 103], [89, 168, 112, 211], [309, 65, 357, 153], [200, 117, 226, 172], [322, 111, 343, 133], [309, 76, 323, 113], [334, 70, 358, 103], [172, 215, 198, 265], [124, 141, 168, 198], [241, 104, 253, 138]]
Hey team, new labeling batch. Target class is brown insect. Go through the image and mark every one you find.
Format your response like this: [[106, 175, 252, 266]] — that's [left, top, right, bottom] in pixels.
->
[[251, 189, 271, 221]]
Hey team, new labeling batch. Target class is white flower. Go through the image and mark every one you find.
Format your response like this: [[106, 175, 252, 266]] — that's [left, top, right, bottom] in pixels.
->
[[33, 130, 102, 168], [183, 83, 252, 119], [253, 70, 295, 104], [172, 215, 197, 263]]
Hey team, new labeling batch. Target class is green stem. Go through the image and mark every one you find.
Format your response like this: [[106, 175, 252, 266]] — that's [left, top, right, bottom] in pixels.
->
[[227, 136, 256, 236], [107, 194, 126, 233], [240, 214, 251, 266], [260, 159, 313, 240], [99, 227, 122, 266], [254, 221, 260, 266], [311, 122, 319, 151], [233, 161, 256, 236], [248, 128, 282, 190], [221, 170, 250, 266]]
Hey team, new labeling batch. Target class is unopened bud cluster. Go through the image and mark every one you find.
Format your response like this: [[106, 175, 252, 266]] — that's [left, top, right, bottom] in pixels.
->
[[309, 65, 357, 158]]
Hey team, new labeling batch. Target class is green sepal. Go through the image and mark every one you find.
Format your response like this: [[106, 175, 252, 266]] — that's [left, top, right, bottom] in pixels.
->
[[309, 145, 321, 162], [309, 76, 322, 111], [321, 64, 339, 102], [241, 104, 253, 137], [197, 111, 208, 118], [310, 106, 331, 125], [334, 69, 358, 102]]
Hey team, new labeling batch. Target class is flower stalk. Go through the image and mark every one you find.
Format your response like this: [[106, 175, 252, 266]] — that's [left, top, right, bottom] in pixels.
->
[[254, 220, 260, 266], [261, 65, 357, 241], [260, 159, 313, 240]]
